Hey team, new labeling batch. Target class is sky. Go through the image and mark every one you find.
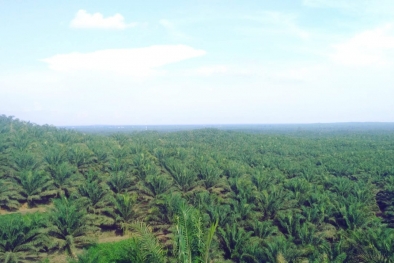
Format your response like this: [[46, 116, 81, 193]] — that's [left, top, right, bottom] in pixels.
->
[[1, 0, 394, 125]]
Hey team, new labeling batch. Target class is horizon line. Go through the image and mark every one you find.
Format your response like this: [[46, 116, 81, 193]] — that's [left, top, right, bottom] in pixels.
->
[[58, 122, 394, 127]]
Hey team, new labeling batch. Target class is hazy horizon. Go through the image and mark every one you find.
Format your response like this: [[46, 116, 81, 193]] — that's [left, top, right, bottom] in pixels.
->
[[61, 121, 394, 127], [1, 1, 394, 126]]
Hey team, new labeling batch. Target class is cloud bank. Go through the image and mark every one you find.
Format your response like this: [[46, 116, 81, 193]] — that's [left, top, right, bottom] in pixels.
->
[[70, 10, 137, 29], [41, 45, 206, 77], [330, 24, 394, 66]]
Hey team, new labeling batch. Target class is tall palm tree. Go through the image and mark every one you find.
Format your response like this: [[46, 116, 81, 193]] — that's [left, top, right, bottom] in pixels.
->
[[173, 206, 219, 263], [48, 197, 98, 258], [130, 221, 166, 263]]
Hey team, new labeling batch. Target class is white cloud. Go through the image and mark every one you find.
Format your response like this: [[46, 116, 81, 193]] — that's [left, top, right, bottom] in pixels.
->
[[70, 10, 137, 29], [330, 24, 394, 66], [41, 45, 206, 77]]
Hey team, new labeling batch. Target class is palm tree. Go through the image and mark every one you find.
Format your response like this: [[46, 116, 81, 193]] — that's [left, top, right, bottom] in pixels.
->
[[155, 193, 188, 225], [48, 162, 78, 197], [107, 171, 134, 194], [251, 220, 279, 240], [164, 158, 199, 194], [348, 227, 394, 263], [195, 161, 227, 191], [258, 186, 293, 220], [217, 223, 254, 262], [0, 213, 48, 263], [277, 212, 303, 238], [231, 198, 254, 222], [14, 170, 54, 207], [261, 235, 301, 263], [130, 221, 166, 263], [48, 197, 99, 258], [205, 203, 233, 228], [68, 222, 165, 263], [138, 174, 173, 200], [108, 158, 129, 173], [173, 206, 219, 263], [67, 145, 94, 173], [11, 132, 35, 152], [11, 151, 41, 173], [107, 194, 137, 234], [153, 147, 168, 166], [76, 174, 112, 226], [0, 178, 22, 210], [296, 222, 329, 258], [44, 147, 66, 173], [53, 130, 73, 144], [285, 177, 312, 205], [111, 133, 130, 147], [251, 170, 274, 192], [77, 180, 111, 214], [0, 137, 11, 175], [319, 239, 347, 263], [171, 167, 198, 194], [87, 142, 110, 172], [228, 176, 256, 204], [335, 202, 375, 230]]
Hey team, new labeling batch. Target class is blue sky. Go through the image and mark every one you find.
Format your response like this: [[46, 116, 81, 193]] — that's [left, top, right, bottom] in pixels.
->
[[1, 0, 394, 125]]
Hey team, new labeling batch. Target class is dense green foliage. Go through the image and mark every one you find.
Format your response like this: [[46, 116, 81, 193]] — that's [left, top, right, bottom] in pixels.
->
[[1, 115, 394, 262]]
